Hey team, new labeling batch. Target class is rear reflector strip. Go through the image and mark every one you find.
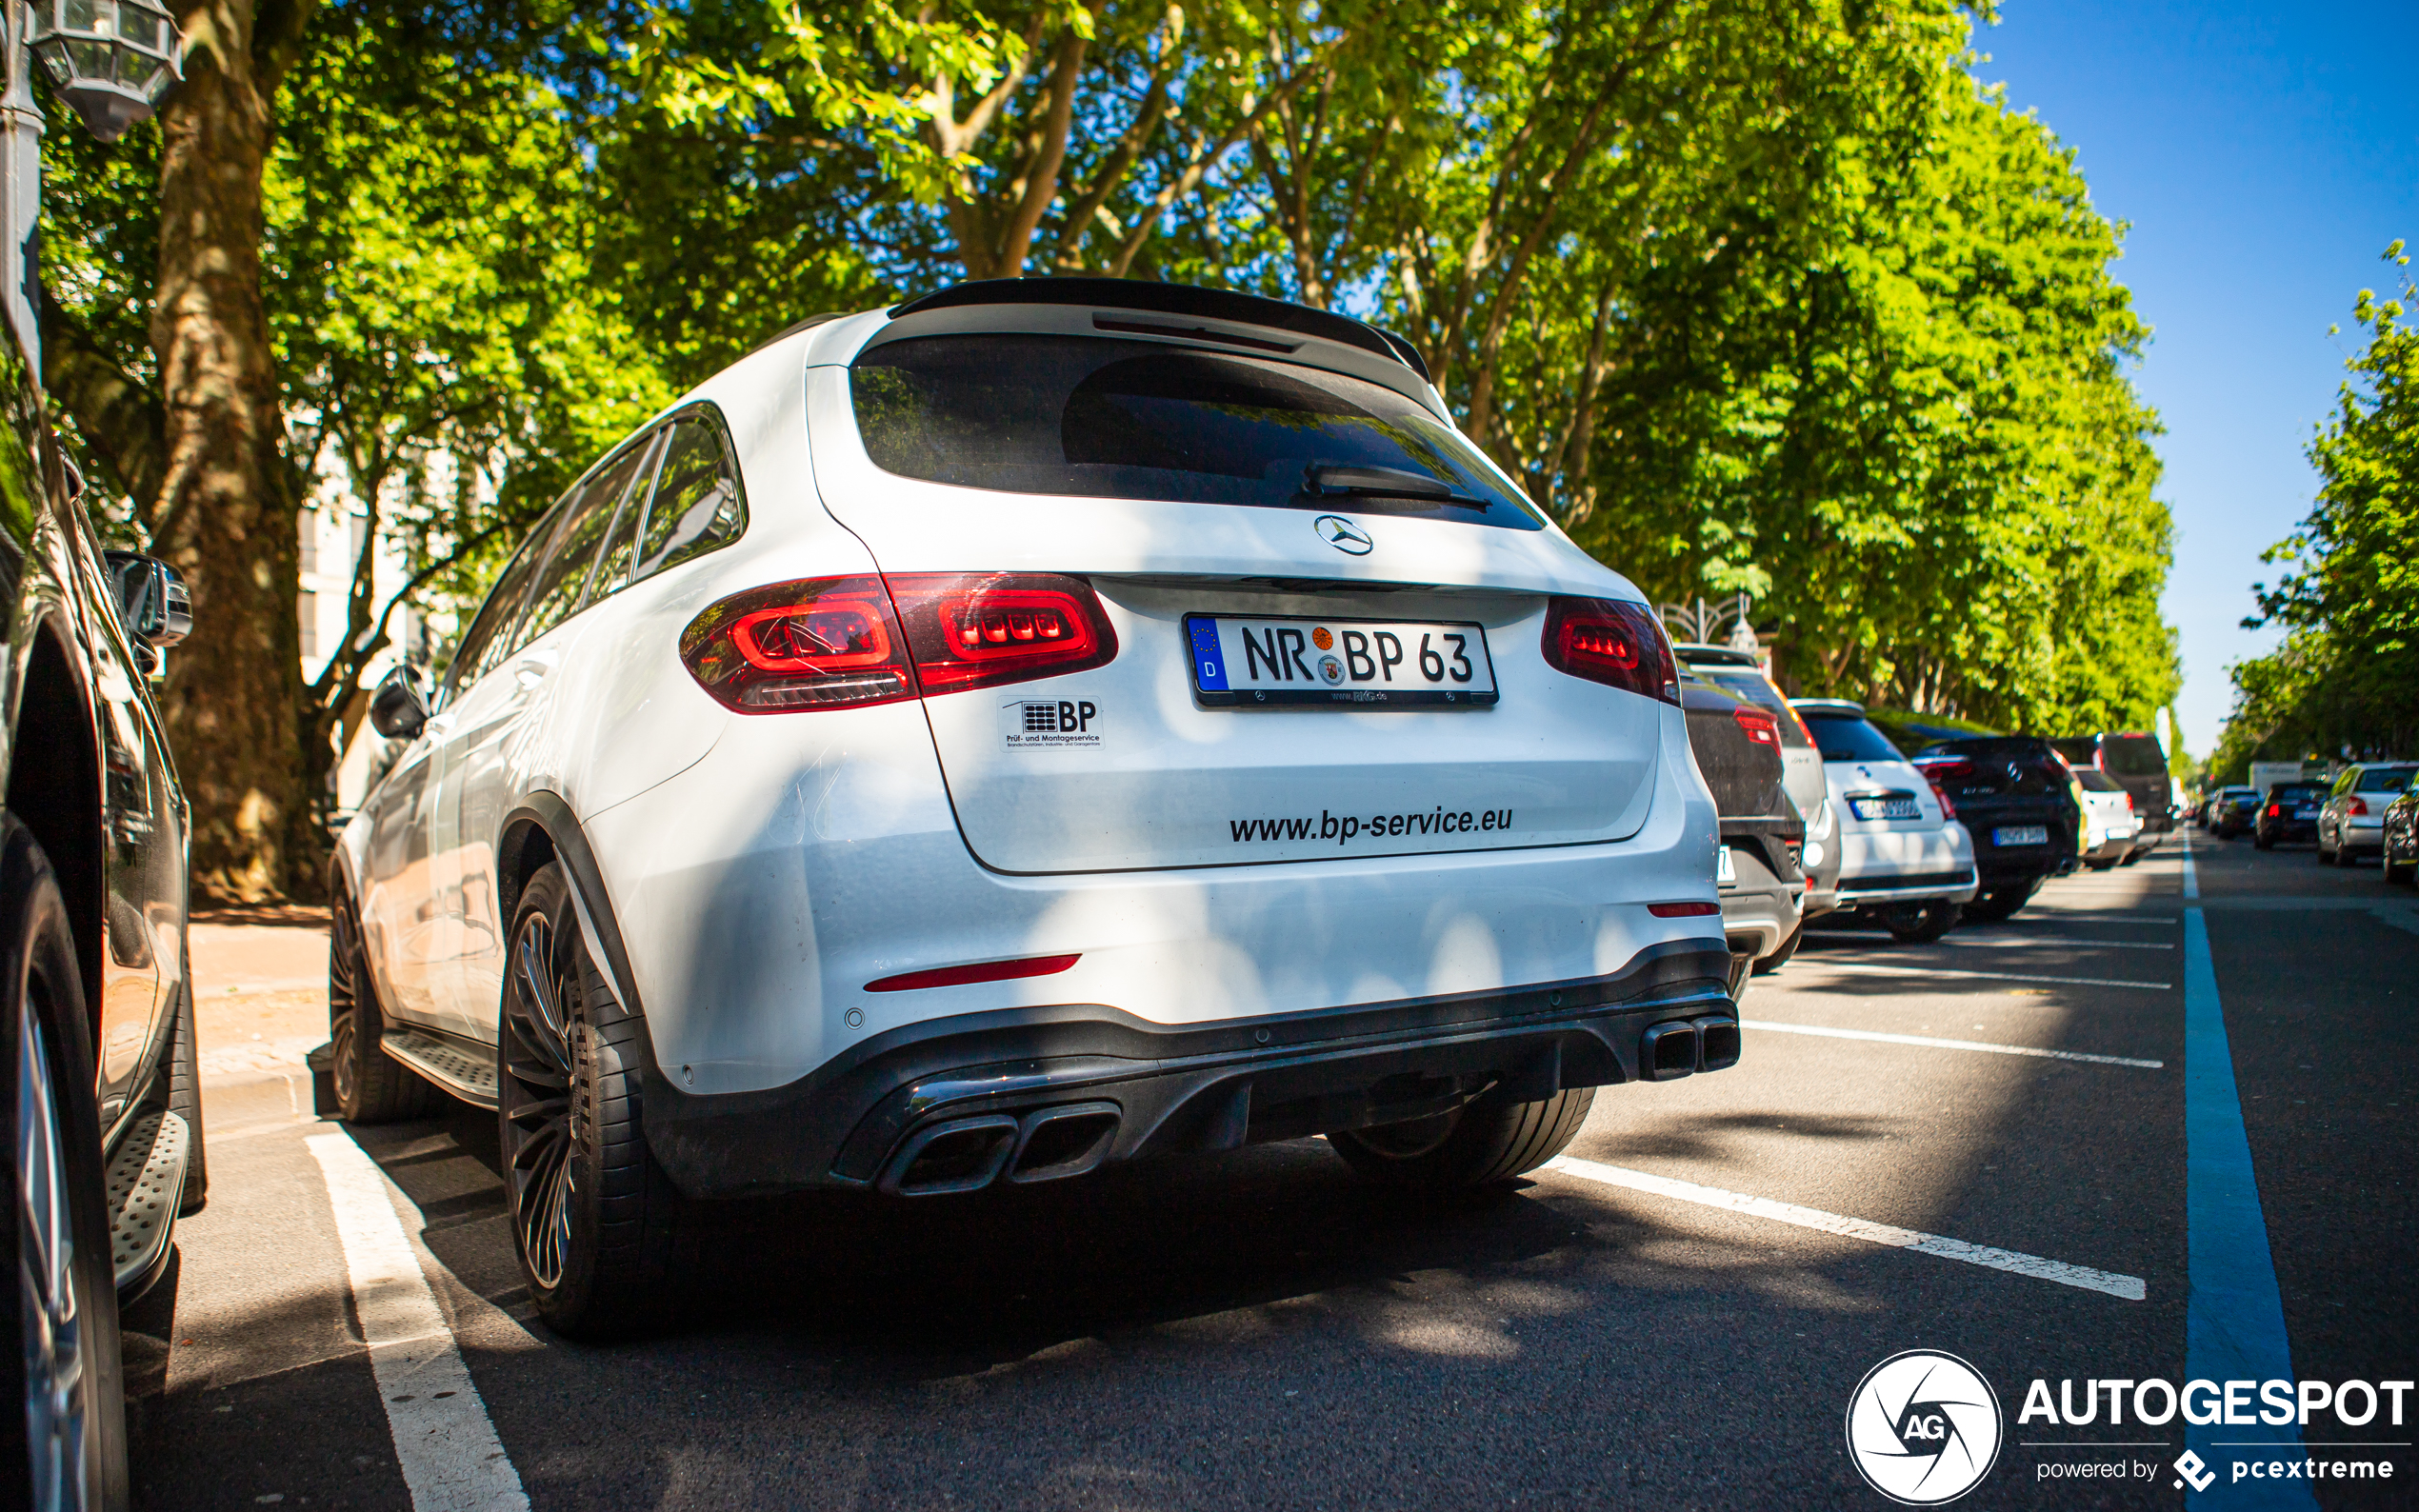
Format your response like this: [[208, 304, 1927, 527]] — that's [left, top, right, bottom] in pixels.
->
[[1648, 902, 1721, 918], [864, 954, 1082, 993]]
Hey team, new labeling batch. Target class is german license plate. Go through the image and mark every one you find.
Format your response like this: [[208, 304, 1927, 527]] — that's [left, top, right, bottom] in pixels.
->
[[1186, 614, 1499, 707], [2296, 807, 2319, 819], [1849, 795, 1921, 822], [1717, 846, 1736, 885], [1993, 825, 2049, 846]]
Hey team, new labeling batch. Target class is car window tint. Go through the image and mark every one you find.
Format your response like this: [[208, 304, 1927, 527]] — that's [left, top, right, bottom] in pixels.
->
[[1699, 669, 1809, 746], [2359, 766, 2415, 792], [851, 333, 1543, 529], [2073, 769, 2123, 792], [444, 525, 549, 700], [587, 430, 664, 603], [2101, 736, 2167, 776], [1802, 712, 1904, 764], [517, 444, 655, 647], [633, 417, 746, 583]]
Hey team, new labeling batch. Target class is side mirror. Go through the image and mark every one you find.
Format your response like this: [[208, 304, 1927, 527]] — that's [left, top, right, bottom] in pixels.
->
[[101, 551, 192, 648], [369, 666, 428, 740]]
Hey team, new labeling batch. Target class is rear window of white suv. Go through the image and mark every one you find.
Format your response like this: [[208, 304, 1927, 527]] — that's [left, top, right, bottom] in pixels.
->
[[850, 334, 1544, 528]]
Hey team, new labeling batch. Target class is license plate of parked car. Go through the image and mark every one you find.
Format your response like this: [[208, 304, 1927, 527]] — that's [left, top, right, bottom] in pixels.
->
[[1849, 795, 1922, 821], [1187, 614, 1499, 706], [1716, 845, 1736, 884], [1993, 825, 2049, 846], [2297, 806, 2320, 819]]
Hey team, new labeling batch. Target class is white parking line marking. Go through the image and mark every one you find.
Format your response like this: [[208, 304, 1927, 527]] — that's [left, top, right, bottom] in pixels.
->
[[1542, 1156, 2147, 1301], [1782, 960, 2171, 990], [1967, 912, 2180, 925], [1740, 1017, 2165, 1068], [307, 1135, 530, 1512]]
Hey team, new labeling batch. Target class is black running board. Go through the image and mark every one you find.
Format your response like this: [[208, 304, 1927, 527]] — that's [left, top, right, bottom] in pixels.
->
[[381, 1025, 500, 1108], [108, 1108, 190, 1301]]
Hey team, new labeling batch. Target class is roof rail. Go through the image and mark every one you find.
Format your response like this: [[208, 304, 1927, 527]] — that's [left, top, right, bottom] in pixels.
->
[[888, 276, 1428, 380]]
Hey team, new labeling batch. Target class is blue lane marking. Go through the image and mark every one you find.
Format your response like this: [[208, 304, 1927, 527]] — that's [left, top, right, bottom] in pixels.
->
[[2184, 906, 2314, 1509]]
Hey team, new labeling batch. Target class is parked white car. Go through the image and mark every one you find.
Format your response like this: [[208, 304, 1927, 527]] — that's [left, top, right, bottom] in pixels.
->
[[332, 278, 1741, 1337], [1789, 699, 1977, 940], [2069, 766, 2140, 869]]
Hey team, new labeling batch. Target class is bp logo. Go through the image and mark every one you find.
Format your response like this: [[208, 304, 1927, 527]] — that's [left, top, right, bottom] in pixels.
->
[[1845, 1351, 2003, 1504]]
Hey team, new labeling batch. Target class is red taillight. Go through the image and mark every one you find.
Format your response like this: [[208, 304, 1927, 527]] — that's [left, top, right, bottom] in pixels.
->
[[1912, 757, 1965, 820], [2266, 803, 2280, 818], [1733, 706, 1781, 749], [1540, 597, 1678, 704], [1648, 901, 1719, 917], [1931, 784, 1956, 820], [2349, 798, 2369, 817], [681, 572, 1117, 712], [681, 575, 916, 712], [885, 573, 1118, 694], [865, 954, 1081, 992]]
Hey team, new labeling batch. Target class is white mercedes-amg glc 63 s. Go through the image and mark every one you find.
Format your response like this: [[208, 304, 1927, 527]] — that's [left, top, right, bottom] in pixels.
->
[[331, 278, 1739, 1336]]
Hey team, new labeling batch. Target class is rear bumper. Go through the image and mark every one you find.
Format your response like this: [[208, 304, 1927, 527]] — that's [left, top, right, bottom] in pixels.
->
[[642, 939, 1735, 1198], [1836, 867, 1979, 907]]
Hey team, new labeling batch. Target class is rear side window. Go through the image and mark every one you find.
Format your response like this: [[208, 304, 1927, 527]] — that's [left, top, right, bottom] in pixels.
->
[[2102, 735, 2167, 777], [1802, 712, 1904, 764], [1699, 668, 1809, 747], [2271, 784, 2325, 802], [445, 527, 547, 699], [2359, 766, 2415, 792], [851, 334, 1543, 529], [634, 416, 746, 582], [2073, 769, 2123, 792], [517, 442, 654, 647]]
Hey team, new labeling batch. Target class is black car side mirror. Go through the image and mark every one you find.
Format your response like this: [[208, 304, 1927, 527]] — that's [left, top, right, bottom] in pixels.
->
[[369, 666, 429, 740], [101, 551, 193, 649]]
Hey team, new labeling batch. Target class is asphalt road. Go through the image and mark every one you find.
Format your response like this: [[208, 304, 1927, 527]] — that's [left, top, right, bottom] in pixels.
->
[[127, 830, 2418, 1510]]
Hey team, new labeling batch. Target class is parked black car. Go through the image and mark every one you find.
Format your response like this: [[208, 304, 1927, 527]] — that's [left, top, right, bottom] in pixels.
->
[[1, 338, 203, 1498], [1909, 737, 2082, 921], [2384, 788, 2419, 885], [1679, 663, 1805, 987], [2210, 786, 2263, 839], [2051, 732, 2174, 835], [2254, 781, 2329, 849]]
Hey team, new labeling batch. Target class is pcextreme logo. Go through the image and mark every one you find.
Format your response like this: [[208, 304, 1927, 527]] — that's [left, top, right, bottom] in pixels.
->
[[1846, 1351, 2005, 1505]]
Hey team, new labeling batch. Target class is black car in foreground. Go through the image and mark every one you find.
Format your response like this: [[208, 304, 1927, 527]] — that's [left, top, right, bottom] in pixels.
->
[[2255, 781, 2329, 849], [1910, 737, 2082, 921], [1680, 663, 1806, 986], [1, 338, 203, 1497]]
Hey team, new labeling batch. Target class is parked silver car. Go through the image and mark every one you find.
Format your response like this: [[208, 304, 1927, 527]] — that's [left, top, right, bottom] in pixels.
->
[[1789, 699, 1977, 940], [2318, 762, 2415, 865]]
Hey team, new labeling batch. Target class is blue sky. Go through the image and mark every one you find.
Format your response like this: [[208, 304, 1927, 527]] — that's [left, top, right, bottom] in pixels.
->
[[1974, 0, 2416, 759]]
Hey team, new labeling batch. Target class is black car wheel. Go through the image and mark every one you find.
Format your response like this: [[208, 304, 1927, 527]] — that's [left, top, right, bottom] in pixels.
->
[[329, 890, 438, 1124], [1880, 899, 1960, 943], [500, 863, 688, 1339], [1751, 920, 1803, 975], [1, 821, 130, 1512], [1962, 885, 2032, 922], [1328, 1088, 1594, 1192], [2387, 837, 2414, 886]]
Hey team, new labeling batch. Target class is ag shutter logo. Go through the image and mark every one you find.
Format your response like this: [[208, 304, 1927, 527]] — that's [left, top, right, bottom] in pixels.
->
[[1847, 1351, 2004, 1505], [2172, 1450, 2216, 1492]]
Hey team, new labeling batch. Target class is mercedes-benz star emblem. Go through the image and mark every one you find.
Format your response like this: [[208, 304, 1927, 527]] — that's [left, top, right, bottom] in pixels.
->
[[1314, 515, 1373, 555]]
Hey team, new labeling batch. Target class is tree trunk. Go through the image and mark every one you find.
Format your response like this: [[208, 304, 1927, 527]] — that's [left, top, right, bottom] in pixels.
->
[[149, 0, 320, 902]]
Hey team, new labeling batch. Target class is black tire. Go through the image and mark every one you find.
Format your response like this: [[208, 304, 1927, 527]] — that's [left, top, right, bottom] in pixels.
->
[[1962, 885, 2029, 923], [2317, 833, 2336, 865], [1328, 1087, 1595, 1192], [1751, 920, 1803, 975], [1880, 899, 1961, 943], [330, 888, 439, 1124], [0, 818, 131, 1511], [167, 958, 207, 1213], [500, 864, 689, 1339], [2386, 843, 2414, 886], [2120, 846, 2147, 865]]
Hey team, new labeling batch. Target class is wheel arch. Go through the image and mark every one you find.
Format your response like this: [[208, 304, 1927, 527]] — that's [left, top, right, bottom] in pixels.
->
[[7, 611, 104, 1025], [497, 793, 650, 1033]]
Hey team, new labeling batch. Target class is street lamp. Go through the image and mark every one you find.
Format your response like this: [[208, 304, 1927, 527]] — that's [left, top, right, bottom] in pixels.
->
[[25, 0, 181, 142]]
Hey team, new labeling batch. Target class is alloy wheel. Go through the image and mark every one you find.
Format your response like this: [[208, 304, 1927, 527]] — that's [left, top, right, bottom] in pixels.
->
[[18, 991, 90, 1512], [501, 910, 578, 1292]]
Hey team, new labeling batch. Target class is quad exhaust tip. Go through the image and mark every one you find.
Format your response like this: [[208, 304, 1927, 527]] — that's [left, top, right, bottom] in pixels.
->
[[1639, 1014, 1741, 1081], [879, 1101, 1123, 1197]]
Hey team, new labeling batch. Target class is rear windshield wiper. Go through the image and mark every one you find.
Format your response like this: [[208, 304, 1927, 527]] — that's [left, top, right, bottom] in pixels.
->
[[1302, 463, 1486, 507]]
